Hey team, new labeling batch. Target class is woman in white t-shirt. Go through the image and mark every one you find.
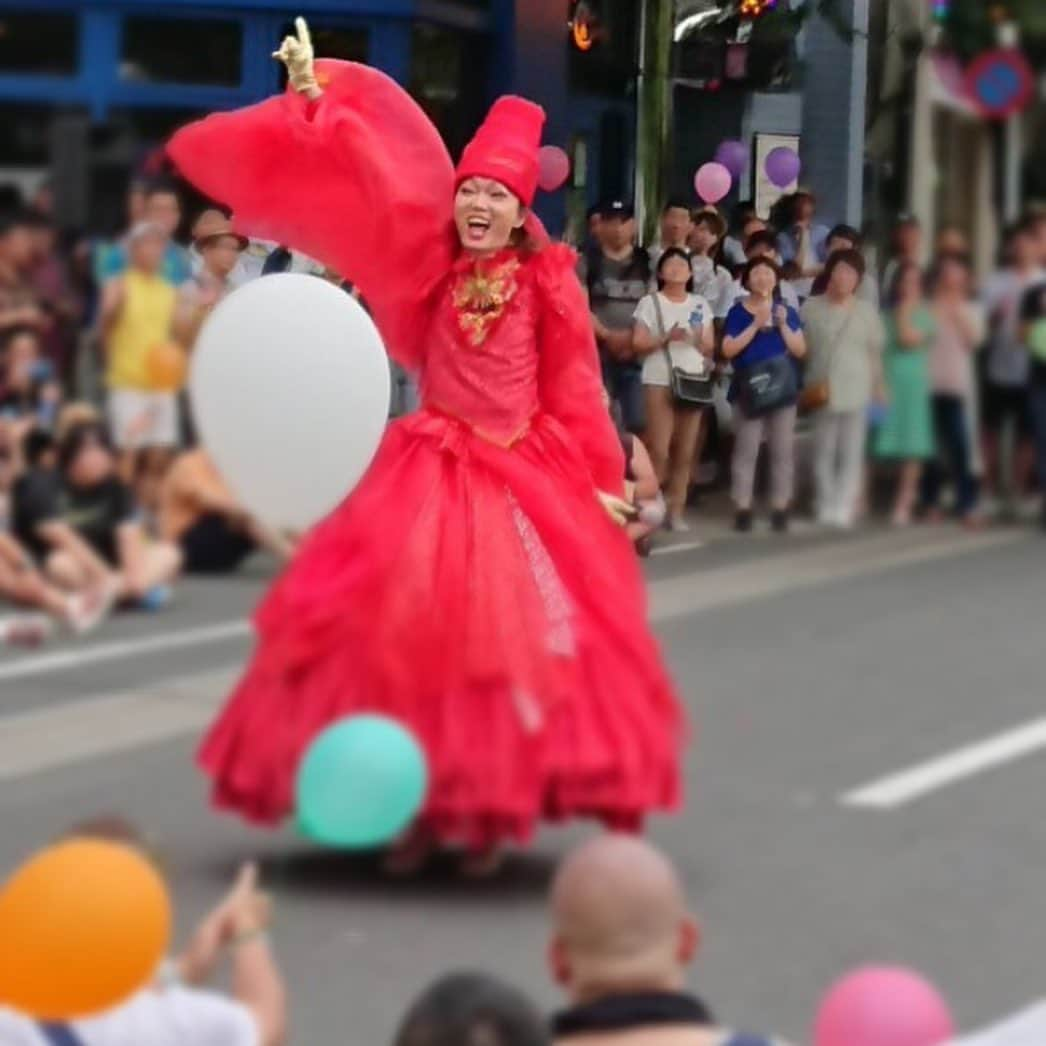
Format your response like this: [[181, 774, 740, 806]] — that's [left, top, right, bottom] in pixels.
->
[[632, 247, 715, 532]]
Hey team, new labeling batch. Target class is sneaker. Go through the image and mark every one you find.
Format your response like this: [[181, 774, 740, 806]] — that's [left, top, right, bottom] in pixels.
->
[[66, 584, 117, 636], [0, 614, 53, 647], [666, 515, 691, 534], [771, 509, 789, 534], [138, 585, 172, 612], [734, 509, 753, 534]]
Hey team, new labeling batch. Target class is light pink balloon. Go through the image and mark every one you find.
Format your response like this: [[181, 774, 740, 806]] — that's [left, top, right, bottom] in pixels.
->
[[537, 146, 570, 192], [814, 967, 954, 1046], [694, 162, 732, 204]]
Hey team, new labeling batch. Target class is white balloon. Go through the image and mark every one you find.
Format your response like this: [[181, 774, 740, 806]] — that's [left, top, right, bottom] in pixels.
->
[[190, 274, 391, 531]]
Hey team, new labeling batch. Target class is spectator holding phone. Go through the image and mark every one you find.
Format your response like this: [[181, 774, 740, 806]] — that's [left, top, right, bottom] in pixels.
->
[[632, 248, 715, 533], [0, 817, 287, 1046], [722, 257, 806, 534]]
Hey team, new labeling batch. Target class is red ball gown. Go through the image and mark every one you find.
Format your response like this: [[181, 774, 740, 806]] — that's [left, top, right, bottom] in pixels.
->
[[168, 61, 683, 848]]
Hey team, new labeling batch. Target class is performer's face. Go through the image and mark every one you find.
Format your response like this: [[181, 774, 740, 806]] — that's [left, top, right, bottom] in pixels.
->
[[454, 177, 526, 255]]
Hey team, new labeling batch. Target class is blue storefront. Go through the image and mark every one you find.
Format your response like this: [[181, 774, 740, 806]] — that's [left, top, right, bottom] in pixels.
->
[[0, 0, 637, 236]]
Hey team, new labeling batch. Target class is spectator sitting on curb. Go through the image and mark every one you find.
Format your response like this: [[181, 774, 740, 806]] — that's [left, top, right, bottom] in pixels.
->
[[2, 429, 112, 640], [0, 816, 287, 1046], [394, 972, 548, 1046], [549, 834, 792, 1046], [13, 421, 181, 609], [160, 448, 296, 574]]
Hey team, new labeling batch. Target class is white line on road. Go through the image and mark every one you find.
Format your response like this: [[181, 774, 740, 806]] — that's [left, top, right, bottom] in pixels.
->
[[649, 528, 1022, 623], [650, 539, 705, 556], [0, 620, 250, 683], [0, 668, 237, 781], [951, 998, 1046, 1044], [841, 716, 1046, 810]]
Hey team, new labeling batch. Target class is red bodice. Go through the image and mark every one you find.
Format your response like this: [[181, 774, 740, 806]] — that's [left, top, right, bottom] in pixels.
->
[[423, 251, 541, 446]]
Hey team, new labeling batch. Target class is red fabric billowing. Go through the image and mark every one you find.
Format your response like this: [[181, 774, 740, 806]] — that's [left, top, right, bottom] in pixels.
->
[[533, 244, 626, 495], [167, 60, 457, 373], [199, 409, 681, 846]]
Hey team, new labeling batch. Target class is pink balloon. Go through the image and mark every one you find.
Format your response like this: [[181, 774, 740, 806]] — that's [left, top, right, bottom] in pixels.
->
[[537, 146, 570, 192], [694, 162, 732, 204], [814, 967, 954, 1046]]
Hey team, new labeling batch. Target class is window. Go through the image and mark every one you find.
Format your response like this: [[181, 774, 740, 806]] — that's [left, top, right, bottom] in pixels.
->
[[0, 103, 54, 165], [0, 11, 78, 76], [121, 17, 242, 86], [410, 23, 488, 158]]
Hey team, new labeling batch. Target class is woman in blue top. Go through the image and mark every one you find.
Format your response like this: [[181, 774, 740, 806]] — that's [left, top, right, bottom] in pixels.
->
[[722, 257, 806, 533]]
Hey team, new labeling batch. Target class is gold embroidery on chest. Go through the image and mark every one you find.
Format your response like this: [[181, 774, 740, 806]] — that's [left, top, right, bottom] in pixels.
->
[[452, 258, 521, 347]]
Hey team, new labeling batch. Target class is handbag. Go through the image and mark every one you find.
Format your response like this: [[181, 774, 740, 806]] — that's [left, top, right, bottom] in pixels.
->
[[651, 293, 714, 408], [798, 378, 829, 414], [737, 353, 798, 416], [799, 304, 858, 414]]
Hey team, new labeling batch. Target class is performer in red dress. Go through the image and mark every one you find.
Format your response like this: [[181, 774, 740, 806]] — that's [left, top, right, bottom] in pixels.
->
[[168, 20, 683, 872]]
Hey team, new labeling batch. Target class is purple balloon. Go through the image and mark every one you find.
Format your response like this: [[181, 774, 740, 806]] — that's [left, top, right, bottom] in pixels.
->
[[765, 146, 801, 189], [714, 139, 748, 180]]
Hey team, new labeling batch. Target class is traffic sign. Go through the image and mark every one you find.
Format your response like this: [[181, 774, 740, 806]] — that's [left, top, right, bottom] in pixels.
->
[[964, 48, 1035, 119]]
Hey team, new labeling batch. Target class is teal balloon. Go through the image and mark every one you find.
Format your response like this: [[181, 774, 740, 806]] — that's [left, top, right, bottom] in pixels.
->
[[295, 715, 428, 849]]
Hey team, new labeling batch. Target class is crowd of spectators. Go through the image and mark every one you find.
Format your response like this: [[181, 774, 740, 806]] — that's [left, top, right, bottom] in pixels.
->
[[581, 192, 1046, 549], [0, 177, 304, 646], [4, 822, 1014, 1044], [0, 823, 822, 1045], [4, 172, 1046, 640]]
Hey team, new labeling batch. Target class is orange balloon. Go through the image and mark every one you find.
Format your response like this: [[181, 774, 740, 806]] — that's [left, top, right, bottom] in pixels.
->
[[146, 342, 187, 391], [0, 839, 171, 1020]]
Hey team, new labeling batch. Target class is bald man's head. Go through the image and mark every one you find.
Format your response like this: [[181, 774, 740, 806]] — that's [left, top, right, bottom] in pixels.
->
[[548, 835, 699, 1002]]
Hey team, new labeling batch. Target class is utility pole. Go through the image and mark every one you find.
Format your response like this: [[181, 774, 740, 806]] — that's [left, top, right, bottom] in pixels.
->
[[635, 0, 674, 245]]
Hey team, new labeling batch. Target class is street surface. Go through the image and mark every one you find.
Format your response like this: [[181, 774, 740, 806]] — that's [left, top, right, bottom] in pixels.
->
[[0, 520, 1043, 1042]]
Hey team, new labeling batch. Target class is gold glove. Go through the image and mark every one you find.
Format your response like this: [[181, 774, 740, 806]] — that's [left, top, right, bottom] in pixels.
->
[[597, 490, 636, 528], [273, 17, 318, 94]]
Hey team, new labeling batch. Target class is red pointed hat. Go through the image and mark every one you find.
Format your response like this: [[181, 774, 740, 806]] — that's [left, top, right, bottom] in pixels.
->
[[455, 96, 546, 207]]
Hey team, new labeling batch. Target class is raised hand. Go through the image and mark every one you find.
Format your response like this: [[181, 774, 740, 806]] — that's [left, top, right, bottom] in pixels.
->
[[273, 17, 318, 95]]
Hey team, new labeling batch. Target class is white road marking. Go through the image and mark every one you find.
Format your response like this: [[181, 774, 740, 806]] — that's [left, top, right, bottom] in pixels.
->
[[0, 620, 250, 683], [842, 716, 1046, 810], [649, 528, 1022, 623], [0, 669, 237, 781], [0, 527, 1028, 782], [952, 998, 1046, 1044], [650, 539, 705, 556]]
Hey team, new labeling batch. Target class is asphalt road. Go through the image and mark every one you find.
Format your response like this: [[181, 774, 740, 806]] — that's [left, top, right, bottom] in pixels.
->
[[0, 520, 1043, 1043]]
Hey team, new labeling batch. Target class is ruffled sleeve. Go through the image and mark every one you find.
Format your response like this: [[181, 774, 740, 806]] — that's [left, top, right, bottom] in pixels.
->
[[167, 60, 458, 372], [533, 244, 625, 495]]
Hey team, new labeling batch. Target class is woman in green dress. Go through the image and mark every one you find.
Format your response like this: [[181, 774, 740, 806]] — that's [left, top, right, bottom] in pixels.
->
[[874, 260, 936, 525]]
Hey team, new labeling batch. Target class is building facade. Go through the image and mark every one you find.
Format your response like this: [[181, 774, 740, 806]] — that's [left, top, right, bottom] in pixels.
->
[[0, 0, 639, 235]]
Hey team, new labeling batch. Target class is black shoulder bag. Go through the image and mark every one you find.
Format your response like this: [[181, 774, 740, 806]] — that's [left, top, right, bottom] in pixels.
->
[[651, 293, 715, 408]]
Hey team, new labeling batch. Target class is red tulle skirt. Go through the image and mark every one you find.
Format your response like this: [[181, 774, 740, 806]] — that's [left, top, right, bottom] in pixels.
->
[[198, 408, 684, 847]]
